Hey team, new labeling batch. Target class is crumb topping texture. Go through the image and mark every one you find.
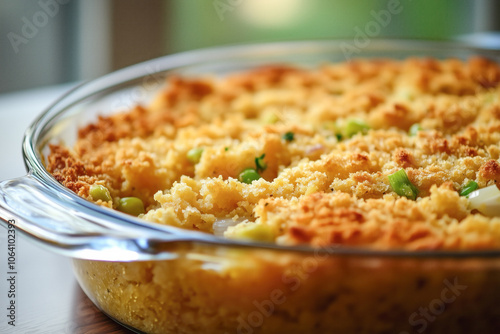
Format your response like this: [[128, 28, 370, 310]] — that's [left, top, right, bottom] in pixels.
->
[[47, 57, 500, 250]]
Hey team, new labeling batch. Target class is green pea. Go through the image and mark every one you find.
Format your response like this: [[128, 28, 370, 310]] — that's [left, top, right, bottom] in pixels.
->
[[187, 147, 204, 164], [89, 184, 112, 202], [117, 197, 145, 216], [239, 168, 261, 184]]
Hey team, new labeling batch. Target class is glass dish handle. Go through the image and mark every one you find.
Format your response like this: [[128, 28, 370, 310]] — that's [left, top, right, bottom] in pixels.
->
[[0, 175, 183, 261]]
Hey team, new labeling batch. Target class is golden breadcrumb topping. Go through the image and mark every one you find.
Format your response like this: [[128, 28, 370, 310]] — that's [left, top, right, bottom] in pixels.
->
[[47, 57, 500, 250]]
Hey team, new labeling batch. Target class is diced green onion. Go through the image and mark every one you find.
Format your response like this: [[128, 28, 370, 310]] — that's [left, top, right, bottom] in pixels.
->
[[89, 184, 112, 202], [254, 154, 267, 173], [117, 197, 145, 216], [343, 119, 370, 138], [239, 168, 261, 184], [459, 181, 478, 197], [187, 147, 204, 164], [468, 184, 500, 216], [323, 121, 343, 141], [409, 123, 422, 136], [282, 131, 295, 142], [388, 169, 419, 200]]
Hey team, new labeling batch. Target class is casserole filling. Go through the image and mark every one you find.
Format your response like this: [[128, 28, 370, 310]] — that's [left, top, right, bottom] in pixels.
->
[[47, 57, 500, 250]]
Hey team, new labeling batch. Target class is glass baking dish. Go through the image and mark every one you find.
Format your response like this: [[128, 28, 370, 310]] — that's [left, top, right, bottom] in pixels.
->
[[1, 40, 500, 334]]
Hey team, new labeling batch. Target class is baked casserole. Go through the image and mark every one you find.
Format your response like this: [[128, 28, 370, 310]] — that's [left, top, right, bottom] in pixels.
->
[[47, 56, 500, 333]]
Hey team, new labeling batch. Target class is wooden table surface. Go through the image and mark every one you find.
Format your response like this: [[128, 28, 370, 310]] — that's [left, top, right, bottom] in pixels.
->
[[0, 85, 133, 334]]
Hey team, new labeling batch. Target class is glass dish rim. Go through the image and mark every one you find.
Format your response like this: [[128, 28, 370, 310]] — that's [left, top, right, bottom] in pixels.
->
[[20, 38, 500, 259]]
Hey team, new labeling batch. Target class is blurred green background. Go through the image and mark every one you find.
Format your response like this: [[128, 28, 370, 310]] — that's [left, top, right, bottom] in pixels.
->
[[0, 0, 497, 93], [168, 0, 473, 52]]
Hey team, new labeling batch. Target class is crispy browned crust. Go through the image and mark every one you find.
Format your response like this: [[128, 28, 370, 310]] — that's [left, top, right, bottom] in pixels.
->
[[47, 144, 93, 198], [47, 56, 500, 250], [479, 159, 500, 185], [280, 187, 459, 250]]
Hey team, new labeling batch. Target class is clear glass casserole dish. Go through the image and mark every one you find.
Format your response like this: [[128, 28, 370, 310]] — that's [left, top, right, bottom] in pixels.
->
[[1, 40, 500, 334]]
